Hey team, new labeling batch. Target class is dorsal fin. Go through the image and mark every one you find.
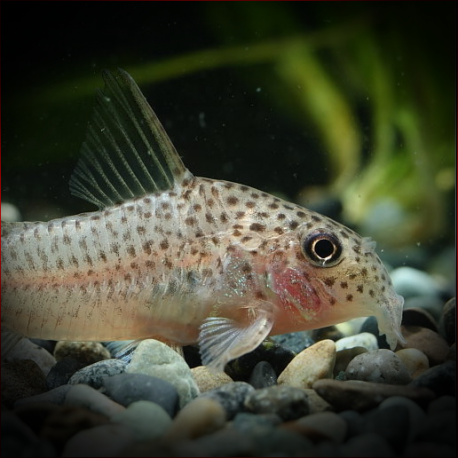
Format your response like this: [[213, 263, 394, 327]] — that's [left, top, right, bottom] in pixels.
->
[[69, 69, 189, 209]]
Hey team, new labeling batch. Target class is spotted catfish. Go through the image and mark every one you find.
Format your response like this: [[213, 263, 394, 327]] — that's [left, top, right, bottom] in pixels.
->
[[1, 69, 404, 370]]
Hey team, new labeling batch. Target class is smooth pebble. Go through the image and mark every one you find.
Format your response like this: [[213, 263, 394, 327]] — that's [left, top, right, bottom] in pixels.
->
[[395, 348, 429, 378], [244, 384, 309, 420], [64, 384, 125, 418], [103, 373, 179, 417], [402, 326, 450, 366], [248, 361, 277, 389], [46, 357, 86, 390], [277, 339, 336, 388], [68, 359, 126, 389], [54, 341, 111, 364], [126, 339, 199, 408], [345, 349, 412, 385], [292, 411, 347, 443], [110, 400, 172, 441], [191, 366, 233, 392], [335, 332, 378, 351]]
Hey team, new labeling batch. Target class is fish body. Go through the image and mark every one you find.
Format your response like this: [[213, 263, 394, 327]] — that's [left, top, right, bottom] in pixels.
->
[[1, 70, 404, 369]]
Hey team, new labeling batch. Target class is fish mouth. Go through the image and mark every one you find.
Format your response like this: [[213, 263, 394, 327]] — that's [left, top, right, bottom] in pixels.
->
[[373, 292, 405, 350]]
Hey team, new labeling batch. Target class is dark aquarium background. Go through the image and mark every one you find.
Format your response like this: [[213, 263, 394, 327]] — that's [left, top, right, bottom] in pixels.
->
[[1, 2, 456, 277]]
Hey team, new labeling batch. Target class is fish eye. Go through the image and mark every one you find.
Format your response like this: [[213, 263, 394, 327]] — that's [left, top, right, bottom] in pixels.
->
[[302, 230, 343, 267]]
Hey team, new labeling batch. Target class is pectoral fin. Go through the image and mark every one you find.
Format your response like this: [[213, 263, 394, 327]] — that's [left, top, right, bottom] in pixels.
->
[[198, 306, 274, 371]]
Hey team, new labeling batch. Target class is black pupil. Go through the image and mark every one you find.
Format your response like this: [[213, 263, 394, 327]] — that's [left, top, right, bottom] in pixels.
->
[[314, 238, 335, 259]]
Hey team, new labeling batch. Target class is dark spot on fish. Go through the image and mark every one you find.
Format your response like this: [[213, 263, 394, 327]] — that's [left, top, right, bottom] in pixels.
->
[[145, 260, 155, 268], [233, 224, 243, 229], [361, 268, 368, 277], [130, 262, 139, 269], [190, 246, 199, 255], [121, 216, 128, 224], [207, 198, 215, 208], [381, 286, 386, 292], [124, 273, 132, 282], [126, 205, 135, 212], [340, 281, 348, 289], [255, 291, 266, 300], [348, 273, 357, 280], [168, 191, 177, 197], [369, 289, 375, 298], [73, 272, 82, 279], [193, 204, 202, 212], [241, 236, 253, 243], [144, 211, 152, 219], [227, 196, 238, 205], [143, 197, 152, 204], [269, 203, 279, 210], [56, 258, 64, 270], [212, 236, 220, 245], [283, 204, 293, 210], [374, 275, 379, 281], [311, 215, 321, 222], [220, 212, 228, 223], [182, 178, 190, 187], [205, 213, 215, 224], [195, 230, 204, 238], [236, 211, 245, 219], [224, 183, 234, 190], [159, 240, 169, 251], [79, 239, 88, 251], [240, 185, 249, 192], [274, 227, 284, 235], [251, 192, 260, 199], [233, 229, 242, 237], [91, 215, 100, 221], [185, 216, 197, 226], [164, 258, 173, 269], [381, 274, 386, 281], [355, 256, 361, 262], [277, 214, 286, 220], [164, 213, 172, 220], [346, 294, 353, 301], [84, 254, 93, 266], [250, 223, 266, 232], [202, 268, 213, 278], [289, 221, 299, 230], [324, 277, 336, 287], [329, 298, 336, 305], [137, 226, 146, 235], [306, 222, 313, 229], [87, 269, 94, 276], [245, 201, 256, 209], [296, 211, 306, 218], [211, 187, 220, 198], [371, 265, 377, 271]]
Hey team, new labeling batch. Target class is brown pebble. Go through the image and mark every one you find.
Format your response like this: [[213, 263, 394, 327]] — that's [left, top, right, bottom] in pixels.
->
[[312, 379, 435, 412], [401, 325, 450, 366]]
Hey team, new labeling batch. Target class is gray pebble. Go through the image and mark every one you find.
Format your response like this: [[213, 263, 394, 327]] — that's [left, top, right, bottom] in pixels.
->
[[65, 384, 125, 418], [199, 382, 255, 420], [379, 396, 426, 444], [342, 433, 395, 457], [244, 385, 309, 420], [439, 297, 456, 345], [110, 400, 172, 441], [345, 349, 412, 385], [5, 338, 56, 376], [339, 410, 365, 439], [14, 385, 72, 407], [363, 405, 410, 452], [232, 412, 282, 433], [61, 423, 134, 457], [390, 267, 442, 299], [103, 373, 179, 416], [46, 357, 86, 390], [410, 360, 456, 396], [403, 298, 443, 325], [270, 331, 314, 353], [248, 361, 277, 389], [68, 359, 127, 389], [126, 339, 199, 408], [295, 411, 347, 443], [427, 395, 456, 415], [418, 411, 456, 447], [1, 360, 47, 408]]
